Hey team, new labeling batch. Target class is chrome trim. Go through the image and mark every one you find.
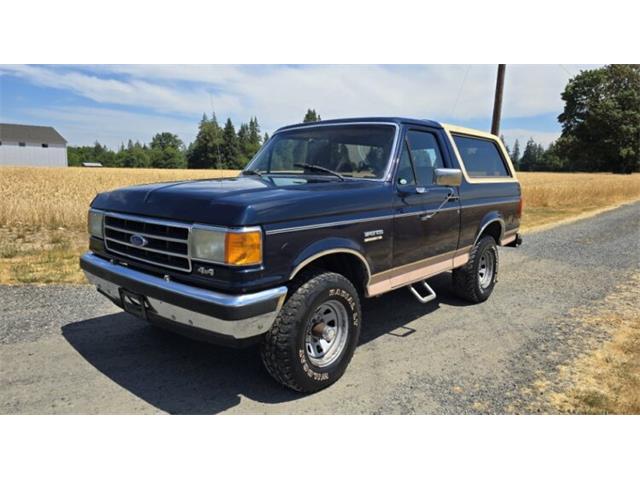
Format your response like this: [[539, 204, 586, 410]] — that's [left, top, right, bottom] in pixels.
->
[[81, 253, 287, 339], [104, 224, 189, 244], [474, 218, 506, 246], [105, 237, 190, 258], [265, 199, 517, 235], [260, 121, 401, 182], [290, 248, 372, 284], [266, 214, 394, 235], [104, 210, 193, 229], [104, 212, 192, 273]]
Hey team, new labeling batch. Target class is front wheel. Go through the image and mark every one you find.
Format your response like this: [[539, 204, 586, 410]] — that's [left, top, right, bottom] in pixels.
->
[[260, 269, 361, 392], [452, 236, 499, 303]]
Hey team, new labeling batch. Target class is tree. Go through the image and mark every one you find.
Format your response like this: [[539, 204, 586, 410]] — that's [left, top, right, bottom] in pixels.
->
[[557, 64, 640, 173], [149, 132, 185, 168], [221, 118, 241, 168], [150, 132, 183, 151], [187, 113, 224, 169], [116, 140, 151, 168], [263, 132, 270, 143], [511, 139, 521, 168], [303, 109, 321, 123]]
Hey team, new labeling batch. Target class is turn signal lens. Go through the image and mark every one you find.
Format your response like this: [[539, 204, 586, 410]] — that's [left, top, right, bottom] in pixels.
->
[[225, 231, 262, 265]]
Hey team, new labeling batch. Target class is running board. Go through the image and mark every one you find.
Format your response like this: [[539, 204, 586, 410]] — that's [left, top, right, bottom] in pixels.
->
[[408, 280, 437, 304]]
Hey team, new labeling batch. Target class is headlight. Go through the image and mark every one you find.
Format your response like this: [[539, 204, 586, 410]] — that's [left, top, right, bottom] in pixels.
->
[[191, 227, 262, 266], [88, 210, 104, 238]]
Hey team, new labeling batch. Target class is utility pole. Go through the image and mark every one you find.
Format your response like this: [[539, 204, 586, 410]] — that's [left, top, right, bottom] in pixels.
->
[[491, 64, 506, 136]]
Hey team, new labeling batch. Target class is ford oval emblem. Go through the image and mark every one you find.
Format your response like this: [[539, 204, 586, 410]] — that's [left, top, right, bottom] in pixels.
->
[[129, 234, 148, 247]]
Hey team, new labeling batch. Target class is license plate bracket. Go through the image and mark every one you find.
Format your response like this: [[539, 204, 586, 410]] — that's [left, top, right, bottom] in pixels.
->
[[119, 288, 152, 321]]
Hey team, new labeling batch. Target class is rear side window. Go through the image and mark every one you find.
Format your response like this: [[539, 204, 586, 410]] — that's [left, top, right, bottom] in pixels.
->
[[452, 134, 510, 177]]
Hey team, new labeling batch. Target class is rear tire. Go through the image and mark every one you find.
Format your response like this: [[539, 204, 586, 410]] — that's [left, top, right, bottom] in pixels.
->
[[260, 269, 361, 393], [452, 236, 499, 303]]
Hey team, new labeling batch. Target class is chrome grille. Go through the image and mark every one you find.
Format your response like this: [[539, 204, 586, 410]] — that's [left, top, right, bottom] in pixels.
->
[[103, 213, 191, 272]]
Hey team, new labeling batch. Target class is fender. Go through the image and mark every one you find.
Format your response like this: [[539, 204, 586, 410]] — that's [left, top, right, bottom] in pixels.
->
[[473, 211, 505, 245], [289, 236, 372, 282]]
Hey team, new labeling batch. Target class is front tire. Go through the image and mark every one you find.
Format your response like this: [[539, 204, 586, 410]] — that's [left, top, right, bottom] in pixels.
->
[[260, 269, 361, 393], [452, 236, 499, 303]]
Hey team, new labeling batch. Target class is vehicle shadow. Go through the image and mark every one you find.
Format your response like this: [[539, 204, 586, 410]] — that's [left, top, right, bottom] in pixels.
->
[[62, 273, 466, 414]]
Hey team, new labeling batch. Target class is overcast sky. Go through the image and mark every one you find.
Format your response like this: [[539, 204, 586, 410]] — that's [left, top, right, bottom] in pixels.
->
[[0, 64, 597, 150]]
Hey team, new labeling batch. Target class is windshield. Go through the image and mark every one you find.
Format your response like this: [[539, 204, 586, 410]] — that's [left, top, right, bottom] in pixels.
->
[[245, 124, 396, 179]]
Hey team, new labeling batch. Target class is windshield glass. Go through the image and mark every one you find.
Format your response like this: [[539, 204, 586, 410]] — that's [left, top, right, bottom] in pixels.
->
[[245, 124, 396, 179]]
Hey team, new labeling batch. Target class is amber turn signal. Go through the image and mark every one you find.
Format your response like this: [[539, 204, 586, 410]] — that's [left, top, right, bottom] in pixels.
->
[[225, 231, 262, 265]]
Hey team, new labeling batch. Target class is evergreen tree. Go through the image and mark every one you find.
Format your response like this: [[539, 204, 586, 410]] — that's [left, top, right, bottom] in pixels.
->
[[221, 118, 240, 168], [187, 113, 224, 169], [511, 139, 521, 167], [263, 132, 270, 143], [303, 109, 321, 123], [237, 123, 250, 157]]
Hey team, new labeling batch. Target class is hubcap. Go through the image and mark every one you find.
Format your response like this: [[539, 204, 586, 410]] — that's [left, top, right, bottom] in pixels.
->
[[478, 250, 495, 289], [305, 299, 349, 368]]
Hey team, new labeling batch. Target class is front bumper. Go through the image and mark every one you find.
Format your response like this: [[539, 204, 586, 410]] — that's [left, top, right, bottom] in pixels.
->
[[80, 253, 287, 342]]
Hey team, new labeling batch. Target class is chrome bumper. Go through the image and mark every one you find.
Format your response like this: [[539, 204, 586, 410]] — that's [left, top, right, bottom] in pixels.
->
[[80, 253, 287, 340]]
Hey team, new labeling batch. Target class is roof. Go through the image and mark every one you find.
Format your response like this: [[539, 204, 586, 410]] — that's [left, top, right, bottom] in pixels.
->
[[0, 123, 67, 144], [276, 117, 443, 132]]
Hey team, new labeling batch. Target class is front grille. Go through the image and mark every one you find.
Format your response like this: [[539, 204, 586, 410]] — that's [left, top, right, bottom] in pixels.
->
[[104, 213, 191, 272]]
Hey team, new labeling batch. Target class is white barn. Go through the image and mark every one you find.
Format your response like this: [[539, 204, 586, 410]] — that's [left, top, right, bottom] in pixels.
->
[[0, 123, 68, 167]]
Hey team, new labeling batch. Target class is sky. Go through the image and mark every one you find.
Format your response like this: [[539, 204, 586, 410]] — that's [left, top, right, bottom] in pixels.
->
[[0, 64, 596, 151]]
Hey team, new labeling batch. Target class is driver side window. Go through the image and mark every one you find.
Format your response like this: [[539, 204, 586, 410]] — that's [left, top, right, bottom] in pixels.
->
[[405, 130, 444, 185]]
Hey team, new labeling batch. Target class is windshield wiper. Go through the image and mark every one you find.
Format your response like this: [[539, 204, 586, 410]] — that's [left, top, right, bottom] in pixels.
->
[[241, 169, 264, 178], [293, 163, 344, 181]]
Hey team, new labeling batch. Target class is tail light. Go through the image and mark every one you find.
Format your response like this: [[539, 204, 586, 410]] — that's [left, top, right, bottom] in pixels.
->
[[516, 197, 524, 218]]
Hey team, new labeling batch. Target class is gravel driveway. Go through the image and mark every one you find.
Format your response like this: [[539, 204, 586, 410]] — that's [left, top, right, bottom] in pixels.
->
[[1, 202, 639, 414]]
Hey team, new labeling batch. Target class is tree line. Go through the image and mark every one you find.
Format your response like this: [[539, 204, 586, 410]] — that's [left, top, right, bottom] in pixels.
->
[[68, 115, 268, 169], [68, 108, 325, 169]]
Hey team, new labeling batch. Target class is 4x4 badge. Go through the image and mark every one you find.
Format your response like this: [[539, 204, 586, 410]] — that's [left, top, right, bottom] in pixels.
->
[[197, 266, 215, 277]]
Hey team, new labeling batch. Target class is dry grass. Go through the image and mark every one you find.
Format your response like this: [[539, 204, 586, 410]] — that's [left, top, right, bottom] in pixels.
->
[[518, 172, 640, 231], [0, 167, 239, 230], [0, 167, 639, 284], [547, 274, 640, 414]]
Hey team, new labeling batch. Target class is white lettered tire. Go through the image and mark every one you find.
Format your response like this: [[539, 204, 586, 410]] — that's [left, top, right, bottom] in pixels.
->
[[260, 269, 361, 392]]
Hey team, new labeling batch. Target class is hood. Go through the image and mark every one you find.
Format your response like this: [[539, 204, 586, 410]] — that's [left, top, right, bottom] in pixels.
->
[[91, 175, 391, 226]]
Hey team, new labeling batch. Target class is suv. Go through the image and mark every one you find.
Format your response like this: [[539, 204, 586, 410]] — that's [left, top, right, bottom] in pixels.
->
[[81, 118, 522, 392]]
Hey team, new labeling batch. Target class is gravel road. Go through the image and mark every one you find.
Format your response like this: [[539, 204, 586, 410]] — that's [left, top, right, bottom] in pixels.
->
[[1, 202, 639, 414]]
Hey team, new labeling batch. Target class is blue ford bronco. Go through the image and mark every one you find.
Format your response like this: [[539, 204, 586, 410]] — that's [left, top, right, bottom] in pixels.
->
[[80, 117, 523, 392]]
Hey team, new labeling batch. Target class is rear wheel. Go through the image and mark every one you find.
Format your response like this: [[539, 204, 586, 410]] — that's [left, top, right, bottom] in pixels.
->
[[260, 269, 361, 392], [452, 236, 499, 303]]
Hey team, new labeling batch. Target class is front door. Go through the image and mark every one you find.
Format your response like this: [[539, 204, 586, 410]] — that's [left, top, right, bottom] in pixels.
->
[[391, 128, 461, 285]]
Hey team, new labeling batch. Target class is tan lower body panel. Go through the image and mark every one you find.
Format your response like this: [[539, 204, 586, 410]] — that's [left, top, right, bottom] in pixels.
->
[[367, 246, 472, 297]]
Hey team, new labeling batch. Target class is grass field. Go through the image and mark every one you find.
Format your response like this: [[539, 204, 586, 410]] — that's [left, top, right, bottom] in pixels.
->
[[1, 167, 639, 284]]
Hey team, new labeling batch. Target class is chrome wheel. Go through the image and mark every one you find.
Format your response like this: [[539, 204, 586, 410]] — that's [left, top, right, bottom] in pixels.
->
[[478, 250, 495, 289], [305, 299, 349, 368]]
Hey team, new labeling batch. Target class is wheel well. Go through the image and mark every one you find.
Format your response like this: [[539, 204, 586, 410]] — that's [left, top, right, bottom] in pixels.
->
[[291, 252, 369, 295], [479, 221, 502, 244]]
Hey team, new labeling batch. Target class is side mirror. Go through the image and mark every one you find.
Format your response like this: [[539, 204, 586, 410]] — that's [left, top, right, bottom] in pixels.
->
[[433, 168, 462, 187]]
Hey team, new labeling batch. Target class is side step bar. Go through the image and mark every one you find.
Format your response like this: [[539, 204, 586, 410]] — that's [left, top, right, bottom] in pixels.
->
[[408, 280, 437, 304]]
